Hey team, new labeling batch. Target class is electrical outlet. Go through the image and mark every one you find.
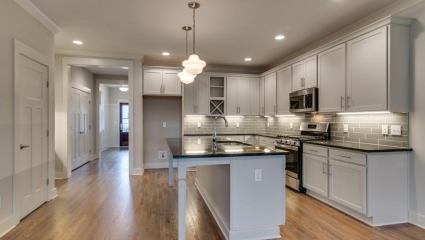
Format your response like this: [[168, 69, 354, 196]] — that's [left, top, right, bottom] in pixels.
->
[[290, 123, 293, 129], [163, 122, 166, 127], [197, 122, 201, 128], [236, 123, 239, 128], [382, 125, 388, 135], [343, 124, 349, 133], [391, 125, 401, 136], [267, 123, 270, 128], [255, 169, 262, 182], [159, 151, 167, 159], [197, 138, 201, 144]]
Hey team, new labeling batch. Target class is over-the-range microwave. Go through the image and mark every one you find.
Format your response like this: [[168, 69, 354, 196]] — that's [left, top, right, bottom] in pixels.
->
[[289, 87, 318, 113]]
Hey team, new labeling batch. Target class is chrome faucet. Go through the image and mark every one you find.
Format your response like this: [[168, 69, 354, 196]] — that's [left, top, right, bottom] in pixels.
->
[[213, 116, 228, 150]]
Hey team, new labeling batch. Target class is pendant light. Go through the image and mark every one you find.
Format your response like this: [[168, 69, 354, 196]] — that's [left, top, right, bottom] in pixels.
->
[[119, 85, 129, 92], [182, 2, 206, 75], [178, 26, 196, 84]]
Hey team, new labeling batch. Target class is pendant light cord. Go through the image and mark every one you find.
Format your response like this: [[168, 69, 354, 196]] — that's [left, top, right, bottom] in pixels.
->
[[193, 7, 196, 54], [186, 29, 188, 58]]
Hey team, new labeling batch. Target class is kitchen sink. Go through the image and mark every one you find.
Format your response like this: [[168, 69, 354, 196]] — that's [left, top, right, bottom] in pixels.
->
[[216, 141, 251, 146]]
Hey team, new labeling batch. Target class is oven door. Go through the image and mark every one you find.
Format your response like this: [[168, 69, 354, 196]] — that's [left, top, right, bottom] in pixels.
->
[[274, 144, 299, 179], [289, 88, 318, 113]]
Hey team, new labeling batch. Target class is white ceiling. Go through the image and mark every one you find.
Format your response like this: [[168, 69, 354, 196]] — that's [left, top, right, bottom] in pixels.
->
[[83, 66, 128, 76], [32, 0, 402, 68]]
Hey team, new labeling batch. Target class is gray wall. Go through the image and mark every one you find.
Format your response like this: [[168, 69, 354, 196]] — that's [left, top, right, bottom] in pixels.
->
[[143, 98, 181, 168], [108, 87, 128, 104], [0, 0, 54, 229], [184, 116, 266, 134], [398, 1, 425, 228]]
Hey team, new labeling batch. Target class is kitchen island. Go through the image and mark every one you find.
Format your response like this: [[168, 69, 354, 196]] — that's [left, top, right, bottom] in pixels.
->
[[167, 137, 289, 240]]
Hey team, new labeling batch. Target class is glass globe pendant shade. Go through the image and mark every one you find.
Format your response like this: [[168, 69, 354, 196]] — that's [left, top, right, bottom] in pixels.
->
[[182, 54, 206, 75], [178, 68, 196, 84]]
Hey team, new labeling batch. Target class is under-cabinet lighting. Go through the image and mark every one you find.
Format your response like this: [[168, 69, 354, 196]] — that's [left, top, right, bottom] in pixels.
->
[[264, 149, 271, 153], [121, 67, 129, 69], [225, 115, 244, 118], [264, 115, 271, 118], [73, 40, 83, 45], [245, 58, 252, 61], [275, 115, 296, 117], [225, 149, 244, 153], [337, 111, 391, 115], [162, 52, 170, 56], [186, 150, 206, 154], [185, 115, 206, 117], [275, 35, 285, 40]]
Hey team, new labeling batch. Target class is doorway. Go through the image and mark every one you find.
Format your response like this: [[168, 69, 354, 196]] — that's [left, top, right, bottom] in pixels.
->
[[120, 103, 129, 147]]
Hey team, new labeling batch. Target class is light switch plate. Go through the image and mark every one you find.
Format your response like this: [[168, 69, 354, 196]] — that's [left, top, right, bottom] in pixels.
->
[[343, 124, 349, 133], [236, 123, 239, 128], [382, 125, 388, 135], [197, 122, 201, 128], [159, 151, 167, 159], [391, 125, 402, 136], [163, 122, 166, 127], [255, 169, 262, 182], [290, 123, 293, 129], [197, 138, 201, 144], [267, 123, 270, 128]]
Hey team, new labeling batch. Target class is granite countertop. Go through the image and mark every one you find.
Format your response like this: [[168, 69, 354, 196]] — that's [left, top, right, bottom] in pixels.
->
[[304, 140, 413, 153], [167, 137, 289, 158], [184, 133, 278, 138]]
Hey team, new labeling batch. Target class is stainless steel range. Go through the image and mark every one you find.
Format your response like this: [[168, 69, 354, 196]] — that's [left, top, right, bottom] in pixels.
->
[[274, 122, 330, 192]]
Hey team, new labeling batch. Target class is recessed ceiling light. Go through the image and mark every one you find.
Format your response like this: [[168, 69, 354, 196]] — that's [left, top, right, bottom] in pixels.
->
[[245, 58, 252, 61], [275, 35, 285, 40], [162, 52, 170, 56], [73, 40, 83, 45], [121, 67, 129, 69]]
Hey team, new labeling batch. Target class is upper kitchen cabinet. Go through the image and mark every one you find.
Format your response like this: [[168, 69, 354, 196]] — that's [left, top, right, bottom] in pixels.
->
[[346, 25, 409, 112], [318, 44, 346, 113], [184, 75, 209, 115], [276, 66, 291, 115], [226, 77, 251, 115], [250, 78, 260, 116], [259, 77, 265, 116], [292, 56, 317, 92], [264, 72, 277, 116], [143, 70, 181, 96]]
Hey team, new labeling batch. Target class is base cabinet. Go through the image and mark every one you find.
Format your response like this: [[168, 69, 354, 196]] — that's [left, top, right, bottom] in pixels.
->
[[303, 154, 328, 197]]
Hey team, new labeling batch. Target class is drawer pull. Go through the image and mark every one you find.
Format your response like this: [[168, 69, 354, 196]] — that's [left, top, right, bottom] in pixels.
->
[[308, 149, 318, 152], [338, 155, 351, 159]]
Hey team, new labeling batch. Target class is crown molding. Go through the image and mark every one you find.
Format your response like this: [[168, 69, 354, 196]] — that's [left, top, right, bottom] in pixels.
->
[[14, 0, 61, 34], [55, 48, 143, 60]]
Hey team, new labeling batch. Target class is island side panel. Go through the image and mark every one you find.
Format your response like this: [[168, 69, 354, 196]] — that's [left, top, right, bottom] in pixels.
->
[[230, 155, 286, 235], [196, 165, 231, 236]]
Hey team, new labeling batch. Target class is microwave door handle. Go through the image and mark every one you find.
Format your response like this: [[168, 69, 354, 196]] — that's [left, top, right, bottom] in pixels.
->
[[304, 95, 308, 109]]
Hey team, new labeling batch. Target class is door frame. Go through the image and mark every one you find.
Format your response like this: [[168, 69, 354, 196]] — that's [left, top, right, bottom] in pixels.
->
[[59, 58, 136, 178], [12, 39, 56, 228]]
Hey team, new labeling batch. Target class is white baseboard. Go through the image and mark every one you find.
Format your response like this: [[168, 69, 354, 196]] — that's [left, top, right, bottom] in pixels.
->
[[0, 216, 17, 239], [55, 171, 64, 179], [409, 211, 425, 229], [144, 162, 177, 169], [131, 168, 144, 175], [195, 179, 230, 240]]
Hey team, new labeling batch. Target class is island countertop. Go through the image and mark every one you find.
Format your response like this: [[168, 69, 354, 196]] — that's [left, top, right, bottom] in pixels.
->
[[166, 137, 289, 158], [304, 140, 413, 153]]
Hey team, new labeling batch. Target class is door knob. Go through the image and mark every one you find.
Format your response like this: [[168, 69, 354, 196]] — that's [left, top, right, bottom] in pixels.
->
[[20, 144, 29, 150]]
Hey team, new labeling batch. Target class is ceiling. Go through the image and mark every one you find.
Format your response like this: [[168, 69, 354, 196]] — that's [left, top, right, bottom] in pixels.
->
[[83, 66, 128, 76], [32, 0, 403, 68]]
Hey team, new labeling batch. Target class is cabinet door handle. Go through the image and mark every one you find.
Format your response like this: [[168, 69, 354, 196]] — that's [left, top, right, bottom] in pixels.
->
[[323, 162, 326, 174], [160, 84, 162, 93], [276, 105, 279, 113], [347, 96, 351, 108], [263, 106, 264, 114], [329, 165, 333, 175], [341, 96, 345, 109], [162, 84, 165, 93], [308, 149, 318, 152], [337, 154, 351, 159], [274, 105, 276, 113]]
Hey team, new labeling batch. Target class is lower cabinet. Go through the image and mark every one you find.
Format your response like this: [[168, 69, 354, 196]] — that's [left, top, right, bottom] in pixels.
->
[[329, 159, 367, 214], [303, 153, 328, 197]]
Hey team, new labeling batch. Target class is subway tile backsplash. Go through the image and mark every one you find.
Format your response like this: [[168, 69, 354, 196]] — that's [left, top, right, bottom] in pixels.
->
[[184, 112, 409, 147]]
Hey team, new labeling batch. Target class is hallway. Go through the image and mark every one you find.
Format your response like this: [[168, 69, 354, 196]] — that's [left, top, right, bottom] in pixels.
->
[[2, 148, 424, 240]]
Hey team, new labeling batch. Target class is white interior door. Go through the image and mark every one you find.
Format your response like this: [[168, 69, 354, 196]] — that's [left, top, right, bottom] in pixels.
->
[[71, 89, 90, 170], [80, 93, 90, 164], [18, 55, 48, 219]]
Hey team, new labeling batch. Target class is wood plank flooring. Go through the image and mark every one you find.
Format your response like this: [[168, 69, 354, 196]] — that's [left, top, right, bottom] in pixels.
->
[[2, 148, 425, 240]]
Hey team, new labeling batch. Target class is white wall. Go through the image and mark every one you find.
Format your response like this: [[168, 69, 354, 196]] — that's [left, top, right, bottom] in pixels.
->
[[0, 0, 54, 234], [397, 1, 425, 228], [99, 84, 109, 152]]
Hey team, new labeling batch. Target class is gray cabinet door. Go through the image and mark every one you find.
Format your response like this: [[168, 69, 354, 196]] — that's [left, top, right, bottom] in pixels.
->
[[264, 73, 277, 116], [304, 56, 318, 89], [143, 70, 162, 95], [226, 77, 239, 115], [292, 61, 304, 91], [250, 78, 260, 116], [194, 75, 209, 115], [347, 26, 387, 111], [318, 44, 346, 113], [259, 77, 265, 115], [162, 71, 181, 95], [184, 81, 195, 115], [238, 77, 251, 115], [277, 66, 291, 115]]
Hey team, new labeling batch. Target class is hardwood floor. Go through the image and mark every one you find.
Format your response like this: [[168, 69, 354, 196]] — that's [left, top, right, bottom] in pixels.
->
[[2, 148, 425, 240]]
